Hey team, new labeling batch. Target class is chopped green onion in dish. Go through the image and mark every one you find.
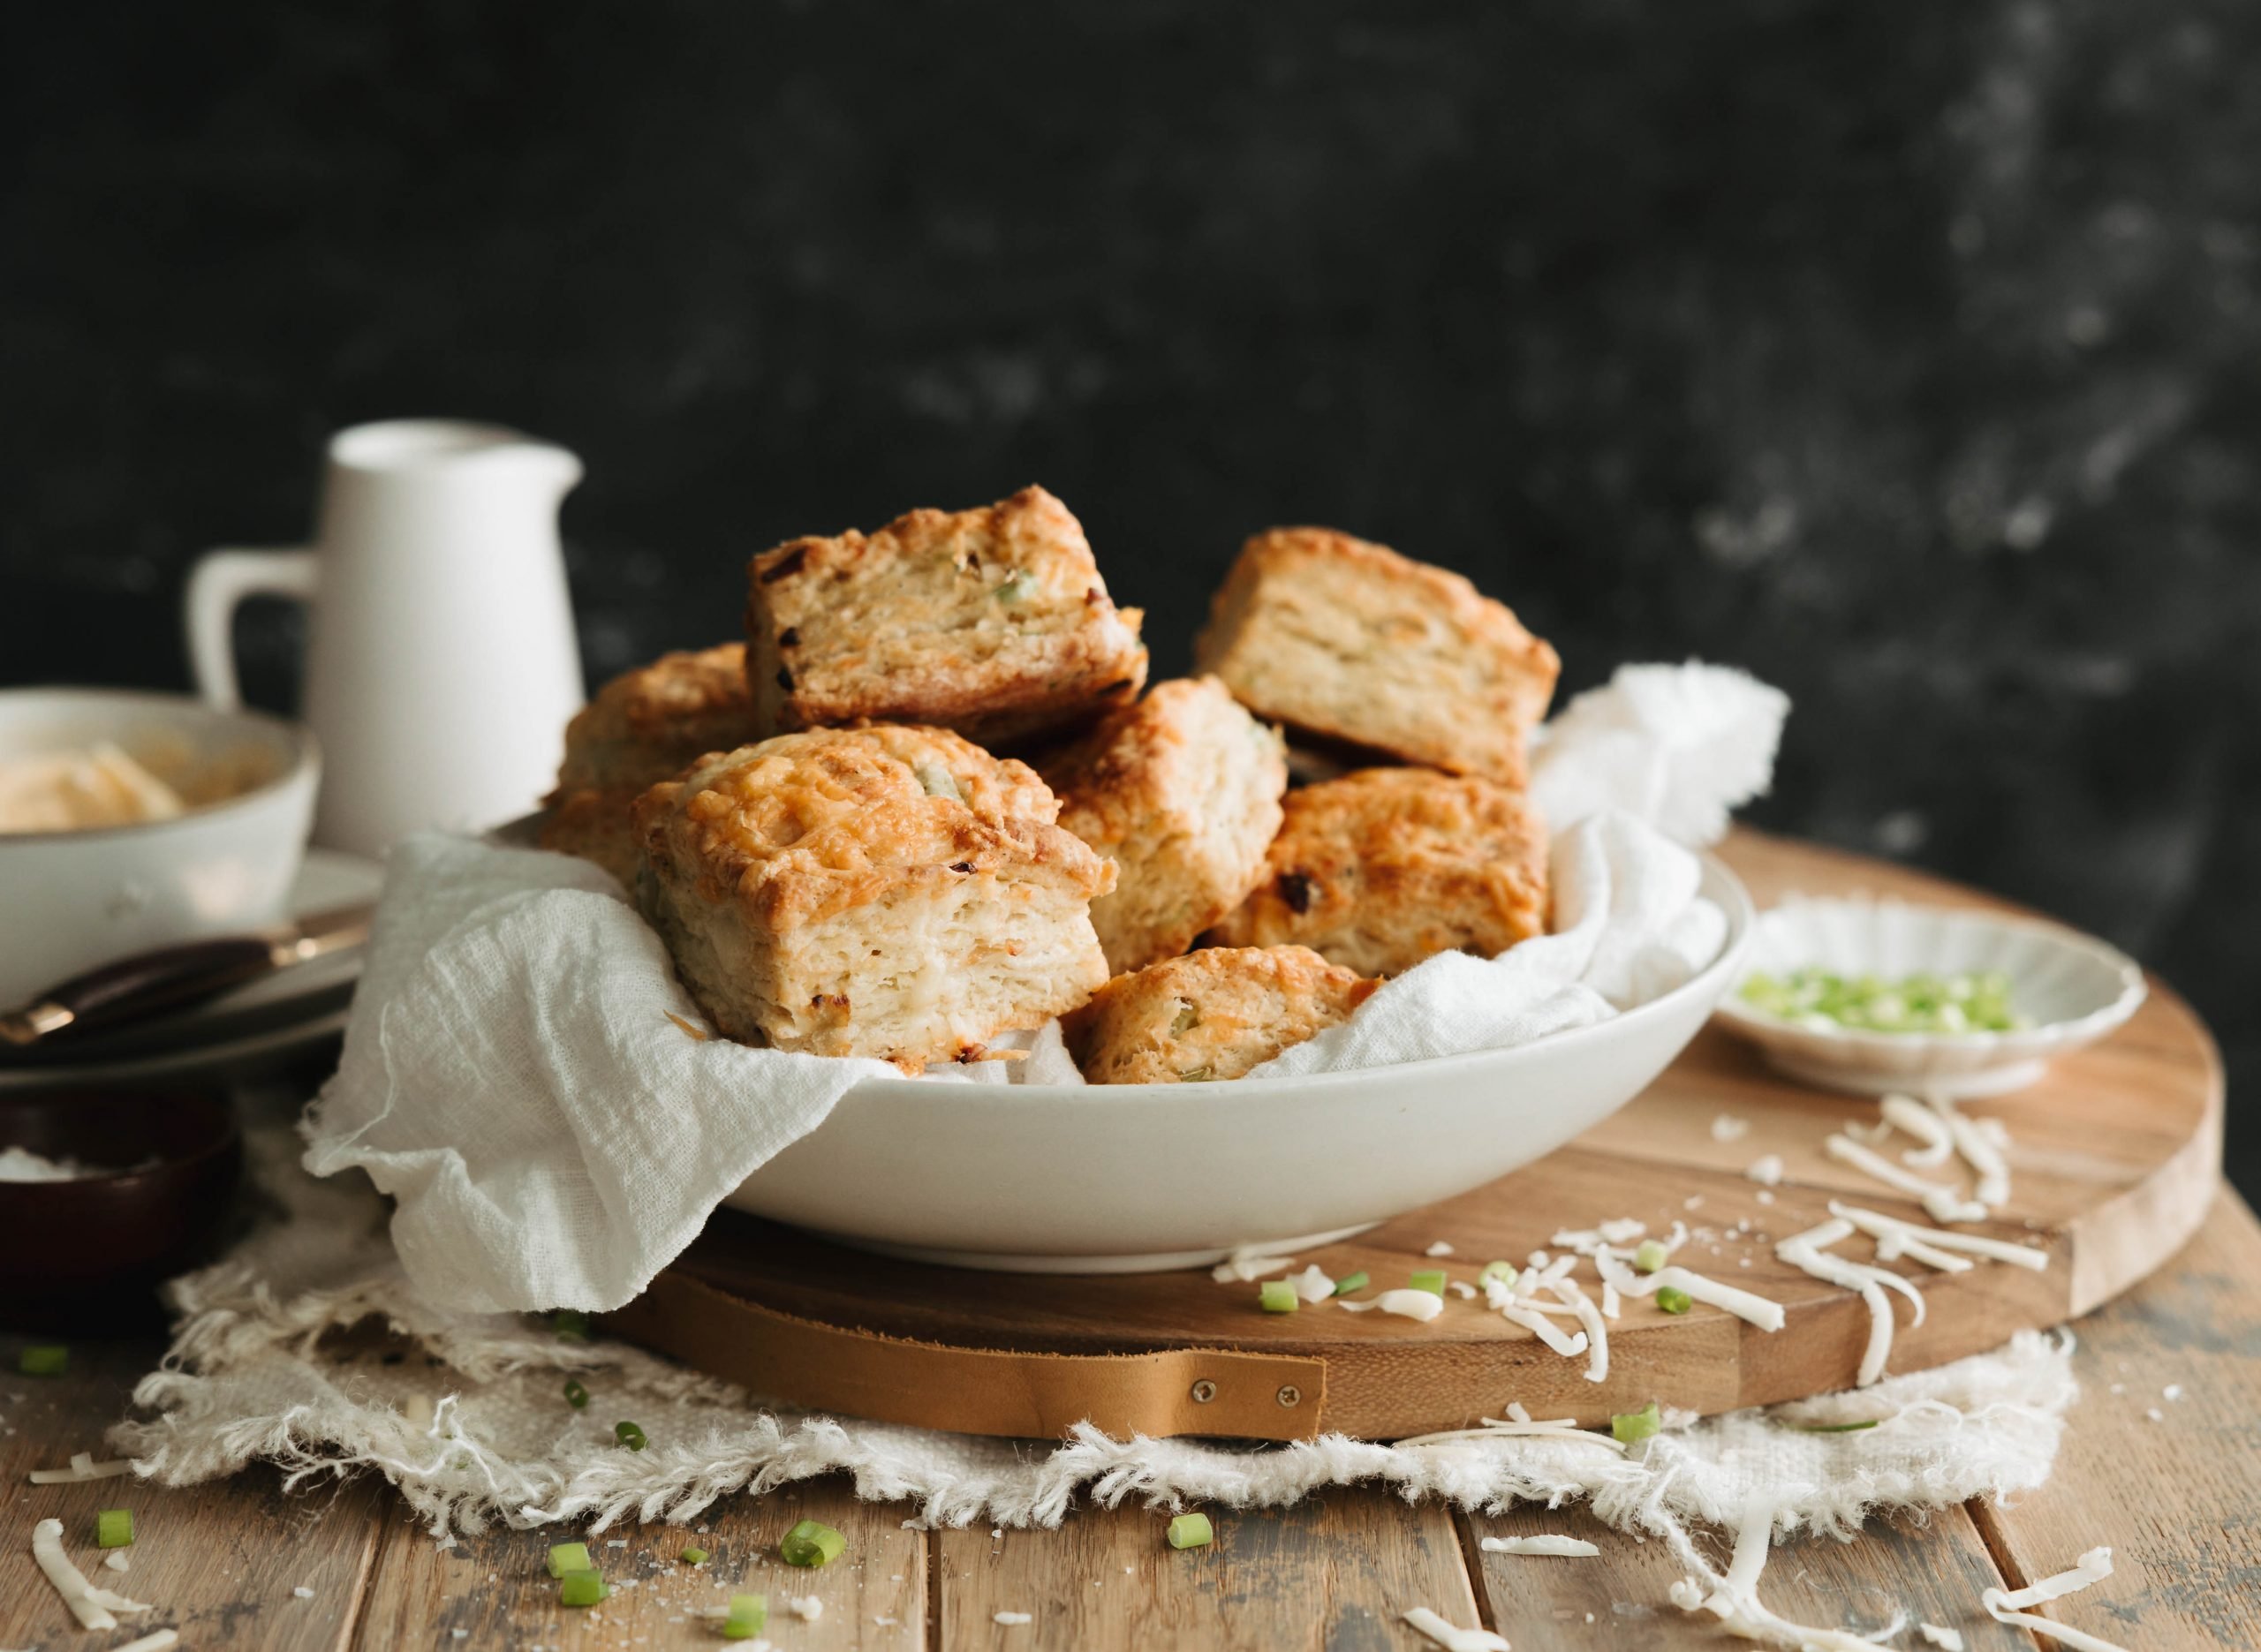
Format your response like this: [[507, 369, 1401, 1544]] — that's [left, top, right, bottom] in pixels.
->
[[559, 1568, 609, 1607], [779, 1518, 846, 1568], [1332, 1271, 1370, 1297], [1611, 1401, 1662, 1445], [1656, 1286, 1694, 1315], [1259, 1279, 1299, 1313], [723, 1592, 768, 1638], [679, 1545, 710, 1565], [1478, 1260, 1516, 1286], [95, 1509, 132, 1549], [1788, 1419, 1881, 1433], [548, 1541, 593, 1578], [614, 1421, 647, 1452], [1633, 1240, 1669, 1273], [563, 1378, 589, 1409], [1167, 1512, 1214, 1550], [553, 1309, 591, 1343], [1737, 968, 2025, 1034], [1408, 1270, 1448, 1298], [18, 1345, 67, 1377]]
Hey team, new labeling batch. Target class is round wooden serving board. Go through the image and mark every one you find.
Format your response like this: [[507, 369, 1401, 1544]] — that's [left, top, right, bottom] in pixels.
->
[[606, 830, 2225, 1443]]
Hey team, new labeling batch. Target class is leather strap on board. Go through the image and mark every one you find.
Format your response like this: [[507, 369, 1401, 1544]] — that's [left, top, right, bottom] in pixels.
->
[[605, 1270, 1330, 1442]]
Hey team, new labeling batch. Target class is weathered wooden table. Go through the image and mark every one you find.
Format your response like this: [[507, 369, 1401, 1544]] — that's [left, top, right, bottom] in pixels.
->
[[4, 827, 2255, 1650]]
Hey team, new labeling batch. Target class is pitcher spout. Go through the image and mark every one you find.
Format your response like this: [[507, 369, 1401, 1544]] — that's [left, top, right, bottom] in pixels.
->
[[328, 419, 582, 500]]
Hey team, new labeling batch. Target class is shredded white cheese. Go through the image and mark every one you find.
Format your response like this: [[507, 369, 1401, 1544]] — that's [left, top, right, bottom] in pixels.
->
[[1710, 1113, 1751, 1143], [1498, 1301, 1589, 1357], [1401, 1605, 1509, 1651], [1543, 1276, 1609, 1383], [111, 1633, 179, 1652], [1826, 1202, 2049, 1271], [1880, 1094, 1956, 1166], [1775, 1233, 1924, 1386], [1479, 1535, 1599, 1557], [783, 1594, 823, 1621], [1284, 1264, 1336, 1303], [27, 1455, 133, 1485], [1504, 1401, 1531, 1422], [1211, 1255, 1297, 1283], [1823, 1133, 1987, 1223], [1448, 1280, 1478, 1300], [104, 1551, 131, 1573], [1375, 1288, 1445, 1323], [292, 1585, 315, 1598], [1424, 1241, 1456, 1257], [1980, 1547, 2127, 1652], [1394, 1422, 1624, 1454], [1931, 1097, 2011, 1207], [1598, 1218, 1646, 1244], [1745, 1153, 1785, 1187], [1667, 1496, 1905, 1652], [31, 1517, 151, 1630], [993, 1610, 1033, 1626], [1917, 1624, 1964, 1650]]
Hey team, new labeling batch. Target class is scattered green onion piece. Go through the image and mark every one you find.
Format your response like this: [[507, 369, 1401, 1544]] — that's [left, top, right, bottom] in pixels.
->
[[1612, 1401, 1662, 1445], [995, 570, 1035, 602], [95, 1509, 133, 1549], [680, 1545, 710, 1565], [1409, 1269, 1448, 1297], [1656, 1286, 1694, 1315], [18, 1346, 67, 1377], [559, 1568, 608, 1607], [553, 1309, 591, 1343], [1332, 1271, 1370, 1297], [1166, 1512, 1214, 1550], [1633, 1239, 1669, 1273], [1789, 1419, 1881, 1433], [563, 1378, 589, 1409], [1478, 1260, 1516, 1286], [723, 1592, 768, 1639], [548, 1541, 593, 1578], [614, 1420, 647, 1452], [1258, 1279, 1299, 1313], [779, 1518, 846, 1568]]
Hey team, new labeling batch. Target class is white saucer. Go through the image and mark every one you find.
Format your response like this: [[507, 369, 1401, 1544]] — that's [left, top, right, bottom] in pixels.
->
[[0, 847, 383, 1092]]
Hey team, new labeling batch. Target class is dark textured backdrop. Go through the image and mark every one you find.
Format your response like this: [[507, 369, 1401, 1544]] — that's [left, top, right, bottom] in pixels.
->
[[4, 3, 2254, 1188]]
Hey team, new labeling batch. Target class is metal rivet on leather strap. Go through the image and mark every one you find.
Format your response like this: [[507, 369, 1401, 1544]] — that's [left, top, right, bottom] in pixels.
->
[[1190, 1380, 1217, 1404], [1275, 1384, 1301, 1407]]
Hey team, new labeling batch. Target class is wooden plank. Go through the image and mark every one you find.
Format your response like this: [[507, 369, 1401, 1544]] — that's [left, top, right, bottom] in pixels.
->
[[0, 1334, 385, 1651], [617, 826, 2222, 1440], [1967, 1188, 2261, 1652], [935, 1488, 1483, 1649], [1462, 1501, 2008, 1650], [349, 1471, 926, 1648]]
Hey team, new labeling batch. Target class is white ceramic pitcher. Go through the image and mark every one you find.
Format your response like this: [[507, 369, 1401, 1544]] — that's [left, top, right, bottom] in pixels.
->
[[186, 419, 585, 857]]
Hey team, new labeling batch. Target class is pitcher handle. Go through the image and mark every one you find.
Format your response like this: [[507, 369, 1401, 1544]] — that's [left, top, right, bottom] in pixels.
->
[[185, 547, 320, 711]]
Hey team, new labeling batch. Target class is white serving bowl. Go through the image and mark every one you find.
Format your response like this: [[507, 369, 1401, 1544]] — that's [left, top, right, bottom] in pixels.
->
[[1712, 895, 2145, 1099], [0, 689, 320, 1007], [725, 854, 1752, 1272]]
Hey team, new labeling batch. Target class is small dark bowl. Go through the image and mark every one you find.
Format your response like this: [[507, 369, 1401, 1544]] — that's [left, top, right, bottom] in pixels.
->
[[0, 1085, 243, 1330]]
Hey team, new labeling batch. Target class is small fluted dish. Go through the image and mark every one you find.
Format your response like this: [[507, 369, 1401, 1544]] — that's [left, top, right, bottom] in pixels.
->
[[1713, 896, 2146, 1098]]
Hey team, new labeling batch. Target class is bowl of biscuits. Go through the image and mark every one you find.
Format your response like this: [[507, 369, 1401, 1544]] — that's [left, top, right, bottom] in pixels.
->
[[530, 486, 1753, 1268]]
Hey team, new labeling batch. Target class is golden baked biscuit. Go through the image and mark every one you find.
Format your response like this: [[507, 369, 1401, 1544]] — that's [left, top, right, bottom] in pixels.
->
[[631, 724, 1113, 1068], [1063, 945, 1377, 1084], [554, 643, 760, 795], [745, 487, 1148, 748], [1194, 528, 1559, 787], [1042, 676, 1288, 975], [1206, 767, 1548, 977], [537, 785, 646, 887]]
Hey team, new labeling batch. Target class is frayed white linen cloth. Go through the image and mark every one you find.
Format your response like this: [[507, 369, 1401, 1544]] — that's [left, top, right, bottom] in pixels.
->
[[114, 1129, 2076, 1611], [301, 660, 1789, 1315]]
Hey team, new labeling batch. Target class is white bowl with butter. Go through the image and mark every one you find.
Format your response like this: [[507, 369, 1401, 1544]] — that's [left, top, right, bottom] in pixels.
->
[[0, 688, 319, 1007]]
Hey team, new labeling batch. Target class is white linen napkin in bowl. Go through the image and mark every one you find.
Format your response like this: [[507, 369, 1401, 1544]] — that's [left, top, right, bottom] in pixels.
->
[[302, 661, 1787, 1314]]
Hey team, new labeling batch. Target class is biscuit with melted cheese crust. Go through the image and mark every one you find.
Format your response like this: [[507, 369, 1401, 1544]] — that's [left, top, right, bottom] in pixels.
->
[[631, 724, 1112, 1067], [1042, 676, 1287, 974], [1195, 528, 1558, 786], [553, 643, 760, 796], [1064, 945, 1376, 1084], [1206, 767, 1548, 977], [745, 487, 1147, 749]]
